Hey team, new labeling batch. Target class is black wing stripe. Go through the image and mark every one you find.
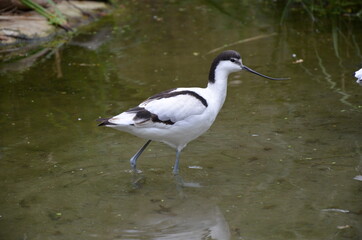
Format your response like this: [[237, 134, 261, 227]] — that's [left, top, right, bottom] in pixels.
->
[[131, 108, 175, 125], [148, 90, 208, 107]]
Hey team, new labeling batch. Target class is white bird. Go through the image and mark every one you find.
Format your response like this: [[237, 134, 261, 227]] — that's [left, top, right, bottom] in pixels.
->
[[98, 50, 287, 174], [355, 68, 362, 86]]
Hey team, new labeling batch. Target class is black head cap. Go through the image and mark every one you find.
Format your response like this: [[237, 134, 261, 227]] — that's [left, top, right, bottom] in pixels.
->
[[208, 50, 241, 83]]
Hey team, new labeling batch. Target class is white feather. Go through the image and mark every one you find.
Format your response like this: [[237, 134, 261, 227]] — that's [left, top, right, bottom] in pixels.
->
[[141, 88, 206, 123]]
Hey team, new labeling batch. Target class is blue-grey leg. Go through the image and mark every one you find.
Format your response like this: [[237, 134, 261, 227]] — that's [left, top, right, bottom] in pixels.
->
[[172, 149, 181, 175], [130, 140, 151, 172]]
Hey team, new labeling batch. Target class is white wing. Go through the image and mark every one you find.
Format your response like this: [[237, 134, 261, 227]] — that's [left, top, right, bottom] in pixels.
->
[[140, 90, 207, 123], [102, 88, 208, 128]]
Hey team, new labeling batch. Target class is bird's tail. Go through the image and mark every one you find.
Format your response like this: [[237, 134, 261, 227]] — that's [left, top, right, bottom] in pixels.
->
[[97, 118, 116, 126]]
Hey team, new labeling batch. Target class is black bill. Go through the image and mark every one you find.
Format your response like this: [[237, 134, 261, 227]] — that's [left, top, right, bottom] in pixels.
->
[[242, 65, 289, 80]]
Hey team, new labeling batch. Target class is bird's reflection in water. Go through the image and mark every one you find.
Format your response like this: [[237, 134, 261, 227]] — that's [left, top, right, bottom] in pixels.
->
[[121, 202, 230, 240], [125, 173, 230, 240], [131, 172, 202, 189]]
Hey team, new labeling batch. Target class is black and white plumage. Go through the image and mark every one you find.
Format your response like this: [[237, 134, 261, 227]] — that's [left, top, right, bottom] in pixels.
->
[[355, 68, 362, 86], [98, 50, 286, 174]]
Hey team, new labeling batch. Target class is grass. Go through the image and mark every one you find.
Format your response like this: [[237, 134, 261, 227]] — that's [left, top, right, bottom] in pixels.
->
[[279, 0, 362, 23], [20, 0, 72, 31]]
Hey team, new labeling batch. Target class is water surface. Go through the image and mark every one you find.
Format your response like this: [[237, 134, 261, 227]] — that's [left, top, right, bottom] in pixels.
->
[[1, 1, 362, 239]]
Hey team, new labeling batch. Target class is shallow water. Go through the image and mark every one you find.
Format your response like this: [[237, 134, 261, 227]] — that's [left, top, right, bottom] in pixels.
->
[[1, 1, 362, 240]]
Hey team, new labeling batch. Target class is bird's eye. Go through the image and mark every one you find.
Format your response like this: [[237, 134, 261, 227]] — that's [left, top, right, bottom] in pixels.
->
[[230, 58, 236, 63]]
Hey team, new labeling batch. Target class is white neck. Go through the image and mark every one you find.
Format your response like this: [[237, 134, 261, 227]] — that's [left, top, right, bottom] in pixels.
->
[[206, 68, 230, 113]]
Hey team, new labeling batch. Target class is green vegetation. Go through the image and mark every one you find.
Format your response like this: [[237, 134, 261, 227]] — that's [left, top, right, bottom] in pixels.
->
[[20, 0, 71, 31], [279, 0, 362, 23]]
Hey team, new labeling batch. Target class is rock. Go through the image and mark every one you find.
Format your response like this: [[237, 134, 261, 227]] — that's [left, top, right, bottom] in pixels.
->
[[0, 0, 51, 11]]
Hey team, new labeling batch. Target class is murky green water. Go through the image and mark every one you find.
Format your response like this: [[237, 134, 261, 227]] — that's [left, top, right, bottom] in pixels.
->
[[1, 1, 362, 239]]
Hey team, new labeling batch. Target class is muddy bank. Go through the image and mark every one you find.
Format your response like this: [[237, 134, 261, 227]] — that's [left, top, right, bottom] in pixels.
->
[[0, 0, 110, 62]]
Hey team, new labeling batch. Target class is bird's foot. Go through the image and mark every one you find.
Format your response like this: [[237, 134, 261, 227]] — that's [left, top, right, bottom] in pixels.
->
[[172, 169, 179, 176], [130, 161, 142, 174], [173, 174, 202, 188], [131, 167, 142, 174], [131, 171, 146, 188]]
